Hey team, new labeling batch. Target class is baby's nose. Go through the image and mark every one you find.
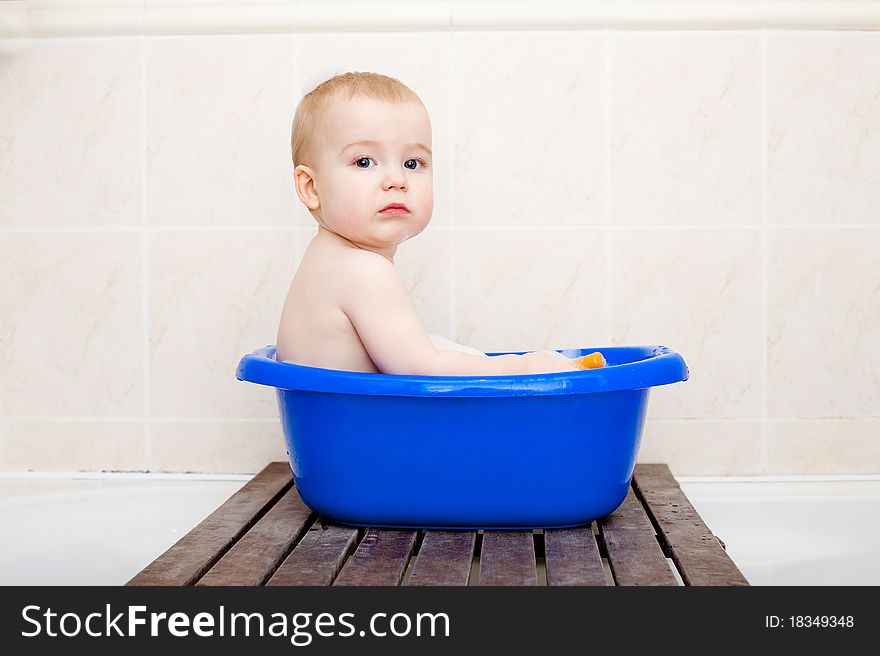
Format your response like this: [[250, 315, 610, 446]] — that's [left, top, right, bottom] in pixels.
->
[[382, 168, 408, 190]]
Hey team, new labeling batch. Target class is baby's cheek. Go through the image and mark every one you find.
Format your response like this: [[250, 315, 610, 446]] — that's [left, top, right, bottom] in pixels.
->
[[419, 186, 433, 216], [414, 192, 432, 229], [337, 196, 366, 227]]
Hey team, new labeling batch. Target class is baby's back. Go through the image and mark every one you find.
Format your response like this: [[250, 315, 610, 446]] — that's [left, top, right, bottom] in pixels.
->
[[276, 235, 379, 372]]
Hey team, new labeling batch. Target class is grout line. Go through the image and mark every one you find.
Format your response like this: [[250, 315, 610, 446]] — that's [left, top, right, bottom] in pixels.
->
[[2, 417, 282, 423], [289, 31, 303, 293], [6, 26, 880, 42], [448, 30, 457, 339], [760, 29, 769, 475], [432, 224, 878, 230], [141, 32, 151, 473], [0, 226, 301, 233], [604, 27, 613, 346], [2, 415, 876, 423], [645, 416, 880, 422], [2, 223, 879, 234]]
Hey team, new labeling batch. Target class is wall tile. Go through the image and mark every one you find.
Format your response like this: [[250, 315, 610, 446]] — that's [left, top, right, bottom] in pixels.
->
[[294, 225, 317, 261], [454, 228, 608, 352], [611, 31, 762, 225], [3, 27, 880, 476], [767, 228, 880, 417], [148, 230, 297, 418], [292, 32, 451, 227], [766, 419, 880, 475], [768, 32, 880, 225], [0, 232, 144, 416], [610, 228, 763, 418], [146, 35, 299, 228], [0, 39, 141, 227], [150, 420, 287, 473], [637, 419, 763, 477], [395, 226, 453, 337], [0, 421, 145, 471], [452, 32, 605, 226]]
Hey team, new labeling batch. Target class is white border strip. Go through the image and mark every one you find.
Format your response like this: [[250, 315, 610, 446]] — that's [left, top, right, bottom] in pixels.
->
[[1, 470, 877, 484], [0, 470, 252, 481], [3, 1, 880, 38], [677, 473, 880, 484]]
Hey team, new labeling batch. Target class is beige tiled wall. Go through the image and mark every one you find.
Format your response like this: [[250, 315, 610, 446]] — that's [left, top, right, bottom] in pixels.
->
[[1, 28, 878, 476]]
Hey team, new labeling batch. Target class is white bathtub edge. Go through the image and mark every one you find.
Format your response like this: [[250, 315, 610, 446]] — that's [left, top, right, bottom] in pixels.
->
[[676, 473, 880, 484], [0, 470, 253, 482], [2, 470, 878, 484]]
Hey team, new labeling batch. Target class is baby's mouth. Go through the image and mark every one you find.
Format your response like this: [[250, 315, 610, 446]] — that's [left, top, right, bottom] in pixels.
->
[[379, 203, 410, 215]]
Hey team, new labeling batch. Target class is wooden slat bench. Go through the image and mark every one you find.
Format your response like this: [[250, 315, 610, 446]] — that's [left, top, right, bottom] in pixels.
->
[[127, 462, 748, 587]]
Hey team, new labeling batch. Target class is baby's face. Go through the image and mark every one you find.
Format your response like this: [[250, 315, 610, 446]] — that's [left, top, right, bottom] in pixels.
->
[[306, 96, 434, 255]]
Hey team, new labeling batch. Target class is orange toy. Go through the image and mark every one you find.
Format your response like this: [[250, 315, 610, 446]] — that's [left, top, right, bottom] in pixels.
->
[[573, 351, 606, 369]]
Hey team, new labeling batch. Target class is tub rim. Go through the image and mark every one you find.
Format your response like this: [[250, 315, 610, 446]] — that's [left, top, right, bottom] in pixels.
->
[[236, 345, 688, 397]]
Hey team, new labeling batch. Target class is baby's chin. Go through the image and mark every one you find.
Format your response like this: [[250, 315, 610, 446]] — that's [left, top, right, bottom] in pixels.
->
[[381, 218, 431, 245], [408, 215, 432, 236], [395, 226, 427, 245], [343, 230, 423, 252], [332, 216, 431, 250]]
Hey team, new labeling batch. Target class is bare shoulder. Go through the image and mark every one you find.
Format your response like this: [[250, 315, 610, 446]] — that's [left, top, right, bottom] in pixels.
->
[[301, 238, 399, 294], [342, 249, 402, 287], [336, 249, 409, 314]]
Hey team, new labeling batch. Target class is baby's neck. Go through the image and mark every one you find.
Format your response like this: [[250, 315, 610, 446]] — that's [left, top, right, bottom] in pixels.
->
[[315, 226, 397, 263]]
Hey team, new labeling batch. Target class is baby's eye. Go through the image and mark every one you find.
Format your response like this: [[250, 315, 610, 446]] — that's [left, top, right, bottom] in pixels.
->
[[354, 157, 375, 169], [404, 158, 426, 170]]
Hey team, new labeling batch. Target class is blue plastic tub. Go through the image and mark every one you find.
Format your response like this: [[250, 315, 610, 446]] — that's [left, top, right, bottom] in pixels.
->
[[236, 345, 688, 529]]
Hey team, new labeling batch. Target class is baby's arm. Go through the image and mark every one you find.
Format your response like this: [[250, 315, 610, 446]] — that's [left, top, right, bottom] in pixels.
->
[[341, 253, 576, 376]]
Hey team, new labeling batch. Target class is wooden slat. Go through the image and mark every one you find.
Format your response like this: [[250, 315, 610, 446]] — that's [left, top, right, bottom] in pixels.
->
[[407, 531, 476, 586], [633, 463, 750, 586], [334, 529, 418, 586], [196, 486, 314, 586], [544, 526, 607, 586], [127, 462, 292, 586], [598, 486, 678, 586], [267, 522, 360, 586], [129, 461, 746, 588], [479, 531, 537, 586]]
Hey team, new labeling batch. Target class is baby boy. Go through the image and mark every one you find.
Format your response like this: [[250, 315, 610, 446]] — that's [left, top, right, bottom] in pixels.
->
[[276, 72, 579, 375]]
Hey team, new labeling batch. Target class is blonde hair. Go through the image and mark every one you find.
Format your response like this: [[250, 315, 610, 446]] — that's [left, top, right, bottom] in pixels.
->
[[291, 71, 424, 168]]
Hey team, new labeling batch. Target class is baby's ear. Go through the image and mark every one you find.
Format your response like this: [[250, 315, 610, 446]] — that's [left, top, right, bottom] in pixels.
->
[[293, 165, 320, 210]]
